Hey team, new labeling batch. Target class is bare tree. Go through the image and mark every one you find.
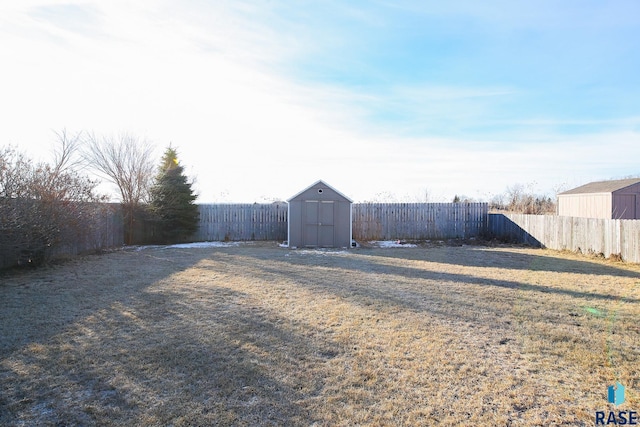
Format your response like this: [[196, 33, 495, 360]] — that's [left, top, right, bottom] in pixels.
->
[[489, 193, 506, 211], [505, 183, 525, 211], [82, 132, 156, 244], [83, 132, 156, 205], [51, 129, 84, 176]]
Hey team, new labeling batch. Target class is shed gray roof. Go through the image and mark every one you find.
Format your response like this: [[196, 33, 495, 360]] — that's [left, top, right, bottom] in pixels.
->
[[559, 178, 640, 195], [287, 180, 353, 202]]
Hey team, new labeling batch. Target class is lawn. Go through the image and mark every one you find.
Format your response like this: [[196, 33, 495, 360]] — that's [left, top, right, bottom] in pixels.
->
[[1, 242, 639, 426]]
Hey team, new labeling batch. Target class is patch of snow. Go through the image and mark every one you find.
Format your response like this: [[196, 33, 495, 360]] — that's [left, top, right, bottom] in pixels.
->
[[130, 241, 244, 251], [370, 240, 418, 248], [293, 249, 351, 256], [166, 241, 243, 249]]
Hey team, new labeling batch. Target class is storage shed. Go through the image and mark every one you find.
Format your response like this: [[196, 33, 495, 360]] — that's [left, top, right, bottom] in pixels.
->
[[287, 180, 352, 248], [557, 178, 640, 219]]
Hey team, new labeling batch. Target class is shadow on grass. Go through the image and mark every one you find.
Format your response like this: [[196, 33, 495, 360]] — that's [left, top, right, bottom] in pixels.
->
[[0, 247, 209, 355], [0, 246, 327, 426], [236, 246, 640, 305], [363, 244, 640, 278], [3, 244, 638, 425]]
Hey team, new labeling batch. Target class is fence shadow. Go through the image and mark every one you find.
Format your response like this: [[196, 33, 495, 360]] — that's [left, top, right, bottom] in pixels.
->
[[488, 213, 542, 247], [1, 287, 314, 426], [0, 246, 322, 426], [4, 244, 638, 425], [286, 249, 640, 303], [356, 245, 640, 279], [0, 246, 209, 355], [212, 246, 640, 313]]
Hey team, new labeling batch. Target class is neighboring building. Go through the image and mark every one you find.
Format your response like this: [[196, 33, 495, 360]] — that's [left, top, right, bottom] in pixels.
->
[[557, 178, 640, 219], [287, 180, 352, 248]]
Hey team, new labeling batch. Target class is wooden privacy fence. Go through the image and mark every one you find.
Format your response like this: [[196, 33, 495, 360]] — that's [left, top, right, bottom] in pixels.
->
[[489, 213, 640, 263], [193, 203, 288, 242], [352, 203, 488, 240], [48, 204, 125, 258], [192, 202, 489, 242]]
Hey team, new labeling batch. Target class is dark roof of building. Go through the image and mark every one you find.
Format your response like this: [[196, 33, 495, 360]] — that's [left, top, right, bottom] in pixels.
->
[[559, 178, 640, 195]]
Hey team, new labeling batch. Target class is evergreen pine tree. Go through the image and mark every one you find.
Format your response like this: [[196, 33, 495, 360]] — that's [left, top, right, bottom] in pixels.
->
[[150, 147, 199, 243]]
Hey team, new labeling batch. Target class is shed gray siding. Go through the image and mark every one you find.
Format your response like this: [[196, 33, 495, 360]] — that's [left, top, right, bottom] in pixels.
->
[[557, 179, 640, 219], [288, 180, 352, 248]]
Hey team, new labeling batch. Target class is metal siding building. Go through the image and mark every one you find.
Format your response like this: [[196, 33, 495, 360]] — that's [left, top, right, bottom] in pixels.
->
[[287, 180, 352, 248], [557, 178, 640, 219]]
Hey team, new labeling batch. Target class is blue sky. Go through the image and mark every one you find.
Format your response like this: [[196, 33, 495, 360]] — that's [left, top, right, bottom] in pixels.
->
[[1, 1, 639, 202]]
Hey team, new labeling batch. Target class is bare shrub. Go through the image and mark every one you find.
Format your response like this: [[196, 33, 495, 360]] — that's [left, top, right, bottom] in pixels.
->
[[0, 136, 107, 268], [491, 183, 556, 214]]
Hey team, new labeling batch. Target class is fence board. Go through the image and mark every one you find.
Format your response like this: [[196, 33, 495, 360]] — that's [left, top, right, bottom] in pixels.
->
[[352, 203, 488, 241], [192, 203, 288, 242], [489, 213, 640, 263]]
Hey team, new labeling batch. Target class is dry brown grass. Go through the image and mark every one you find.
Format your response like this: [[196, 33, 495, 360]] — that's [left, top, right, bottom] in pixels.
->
[[1, 242, 639, 426]]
